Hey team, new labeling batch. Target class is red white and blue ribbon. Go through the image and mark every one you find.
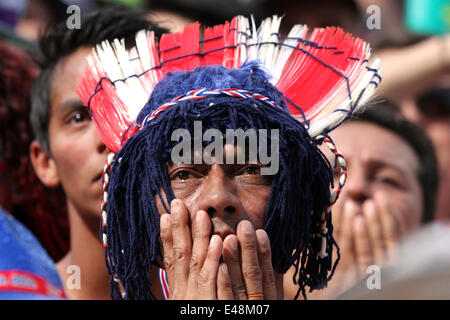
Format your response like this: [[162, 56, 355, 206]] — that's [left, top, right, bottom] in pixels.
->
[[316, 135, 347, 259], [158, 268, 169, 300], [139, 88, 282, 129]]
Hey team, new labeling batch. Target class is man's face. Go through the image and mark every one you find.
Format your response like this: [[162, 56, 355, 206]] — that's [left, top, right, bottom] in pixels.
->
[[399, 82, 450, 221], [327, 121, 423, 231], [47, 47, 107, 223], [157, 145, 272, 239]]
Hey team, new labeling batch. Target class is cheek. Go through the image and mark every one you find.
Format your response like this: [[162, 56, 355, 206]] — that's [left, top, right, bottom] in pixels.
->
[[171, 183, 271, 231], [49, 120, 92, 166], [238, 186, 271, 229], [51, 136, 90, 181], [379, 190, 423, 231], [399, 193, 423, 230]]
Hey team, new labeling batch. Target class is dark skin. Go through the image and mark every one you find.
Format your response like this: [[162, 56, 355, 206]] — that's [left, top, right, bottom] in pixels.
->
[[156, 144, 284, 299]]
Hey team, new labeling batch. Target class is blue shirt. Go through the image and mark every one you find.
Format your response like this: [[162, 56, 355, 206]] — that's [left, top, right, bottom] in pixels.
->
[[0, 206, 65, 299]]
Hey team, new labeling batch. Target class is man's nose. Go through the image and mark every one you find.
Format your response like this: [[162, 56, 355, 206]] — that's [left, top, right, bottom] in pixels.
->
[[196, 165, 244, 236], [342, 164, 370, 204], [90, 124, 107, 154]]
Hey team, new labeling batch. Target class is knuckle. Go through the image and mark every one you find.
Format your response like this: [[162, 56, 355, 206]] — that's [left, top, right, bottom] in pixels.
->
[[231, 282, 246, 294], [197, 269, 211, 287], [243, 265, 262, 282], [171, 218, 182, 229], [240, 238, 256, 251], [385, 231, 397, 242], [258, 244, 272, 258], [189, 254, 202, 271], [218, 274, 230, 287], [173, 247, 188, 261], [227, 253, 240, 265], [260, 265, 275, 280], [171, 288, 180, 299], [264, 280, 277, 293], [224, 250, 240, 265], [164, 256, 173, 270], [160, 229, 170, 242]]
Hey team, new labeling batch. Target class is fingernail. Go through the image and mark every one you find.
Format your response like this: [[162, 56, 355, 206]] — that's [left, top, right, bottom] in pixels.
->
[[363, 200, 376, 215], [240, 220, 254, 235], [256, 230, 269, 245], [345, 201, 356, 214], [219, 263, 229, 276], [227, 236, 238, 251], [170, 199, 179, 211], [210, 235, 220, 248], [196, 210, 205, 225], [345, 200, 353, 210]]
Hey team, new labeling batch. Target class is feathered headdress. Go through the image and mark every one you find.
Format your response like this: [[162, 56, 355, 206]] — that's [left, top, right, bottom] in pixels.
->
[[77, 15, 381, 300]]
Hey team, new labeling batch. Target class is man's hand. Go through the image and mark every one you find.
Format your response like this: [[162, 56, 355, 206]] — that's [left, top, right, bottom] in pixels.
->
[[217, 220, 283, 300], [160, 199, 282, 300], [340, 194, 406, 278], [292, 193, 407, 300], [160, 199, 223, 299]]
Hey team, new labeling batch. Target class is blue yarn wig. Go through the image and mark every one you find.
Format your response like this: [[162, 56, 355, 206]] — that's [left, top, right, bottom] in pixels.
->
[[104, 62, 338, 300]]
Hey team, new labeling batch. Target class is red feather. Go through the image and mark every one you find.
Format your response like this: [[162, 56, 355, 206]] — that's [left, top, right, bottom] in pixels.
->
[[277, 27, 367, 120], [222, 17, 238, 69], [159, 30, 182, 75], [77, 16, 379, 152], [201, 24, 225, 66], [77, 63, 131, 153], [159, 22, 202, 75]]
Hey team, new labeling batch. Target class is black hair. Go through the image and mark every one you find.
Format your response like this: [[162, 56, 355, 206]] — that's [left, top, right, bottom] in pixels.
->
[[352, 101, 439, 223], [261, 0, 360, 29], [30, 4, 167, 154], [145, 0, 261, 26]]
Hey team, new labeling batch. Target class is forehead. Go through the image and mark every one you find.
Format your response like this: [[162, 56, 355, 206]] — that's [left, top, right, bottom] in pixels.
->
[[50, 47, 92, 109], [329, 121, 420, 173]]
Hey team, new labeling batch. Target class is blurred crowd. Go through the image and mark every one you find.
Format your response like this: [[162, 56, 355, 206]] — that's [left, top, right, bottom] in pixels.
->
[[0, 0, 449, 300]]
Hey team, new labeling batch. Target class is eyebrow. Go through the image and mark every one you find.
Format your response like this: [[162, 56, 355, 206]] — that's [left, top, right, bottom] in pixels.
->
[[56, 98, 86, 114], [366, 158, 413, 181], [167, 160, 262, 170]]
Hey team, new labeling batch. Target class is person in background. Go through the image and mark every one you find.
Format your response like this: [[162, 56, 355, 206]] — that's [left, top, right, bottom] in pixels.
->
[[261, 0, 362, 36], [29, 5, 167, 299], [338, 220, 450, 299], [376, 34, 450, 221], [0, 39, 69, 262], [0, 39, 64, 300], [284, 102, 439, 299], [0, 205, 65, 299]]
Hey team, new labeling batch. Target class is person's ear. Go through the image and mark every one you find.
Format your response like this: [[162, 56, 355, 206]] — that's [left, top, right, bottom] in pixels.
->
[[30, 140, 60, 187]]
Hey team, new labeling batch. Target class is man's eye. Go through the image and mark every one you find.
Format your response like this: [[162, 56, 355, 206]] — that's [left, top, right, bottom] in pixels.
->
[[374, 175, 400, 188], [70, 111, 89, 123], [176, 171, 191, 181], [244, 166, 261, 175]]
